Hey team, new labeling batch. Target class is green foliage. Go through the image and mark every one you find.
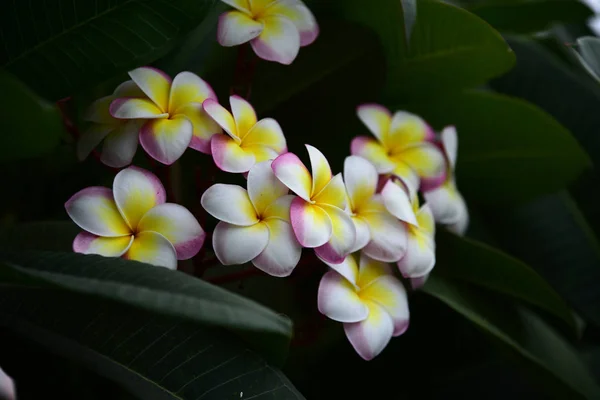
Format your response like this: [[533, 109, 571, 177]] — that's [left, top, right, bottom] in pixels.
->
[[0, 71, 66, 161], [424, 275, 600, 399], [0, 0, 218, 100], [0, 287, 304, 400], [401, 90, 590, 204], [435, 229, 576, 332], [469, 0, 593, 34], [0, 249, 292, 363]]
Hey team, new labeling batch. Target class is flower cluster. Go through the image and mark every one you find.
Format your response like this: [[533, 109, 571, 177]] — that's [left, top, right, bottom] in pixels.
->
[[67, 0, 468, 361]]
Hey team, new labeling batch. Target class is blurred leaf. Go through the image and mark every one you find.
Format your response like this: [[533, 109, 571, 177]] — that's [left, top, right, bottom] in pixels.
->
[[478, 191, 600, 330], [402, 0, 418, 44], [0, 0, 217, 101], [251, 21, 382, 114], [0, 287, 304, 400], [400, 91, 590, 204], [574, 36, 600, 81], [436, 229, 576, 332], [423, 275, 600, 399], [392, 1, 515, 99], [0, 71, 65, 161], [469, 0, 593, 33], [0, 250, 292, 363]]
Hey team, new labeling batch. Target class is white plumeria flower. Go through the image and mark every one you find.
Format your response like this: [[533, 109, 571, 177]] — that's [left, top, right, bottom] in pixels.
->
[[318, 252, 409, 361], [218, 0, 319, 65], [109, 67, 222, 164], [201, 160, 302, 276], [65, 167, 205, 269], [203, 95, 287, 173], [423, 126, 469, 236], [77, 80, 147, 168], [272, 144, 356, 264], [343, 155, 411, 262], [352, 104, 447, 195], [381, 180, 436, 278], [0, 366, 15, 400]]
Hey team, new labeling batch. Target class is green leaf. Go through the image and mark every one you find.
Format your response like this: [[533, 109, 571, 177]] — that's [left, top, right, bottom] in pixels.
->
[[0, 250, 292, 363], [250, 20, 383, 114], [399, 90, 591, 204], [0, 287, 305, 400], [0, 71, 65, 161], [391, 1, 515, 99], [469, 0, 593, 34], [477, 191, 600, 330], [0, 0, 216, 101], [423, 275, 600, 399], [401, 0, 417, 44], [436, 229, 575, 331]]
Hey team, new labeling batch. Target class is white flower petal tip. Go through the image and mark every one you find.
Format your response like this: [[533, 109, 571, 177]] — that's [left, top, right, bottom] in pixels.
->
[[344, 301, 394, 361], [317, 271, 368, 323], [440, 125, 458, 168], [0, 367, 15, 400], [381, 181, 417, 225]]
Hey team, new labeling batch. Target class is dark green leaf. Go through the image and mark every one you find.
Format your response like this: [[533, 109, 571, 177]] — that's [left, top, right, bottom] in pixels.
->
[[469, 0, 593, 34], [0, 71, 65, 161], [400, 90, 590, 204], [575, 36, 600, 81], [0, 250, 292, 362], [477, 191, 600, 330], [436, 229, 576, 331], [0, 287, 304, 400], [0, 0, 217, 100], [401, 0, 417, 44], [390, 1, 515, 99], [423, 275, 600, 399], [251, 20, 383, 114]]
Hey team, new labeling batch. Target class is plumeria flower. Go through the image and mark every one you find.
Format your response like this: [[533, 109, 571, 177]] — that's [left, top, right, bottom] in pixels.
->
[[218, 0, 319, 65], [203, 95, 287, 173], [423, 126, 469, 236], [65, 166, 205, 269], [381, 180, 436, 278], [0, 366, 15, 400], [343, 155, 410, 262], [77, 80, 147, 168], [109, 67, 222, 164], [352, 104, 447, 194], [318, 252, 409, 361], [201, 160, 301, 276], [272, 145, 356, 264]]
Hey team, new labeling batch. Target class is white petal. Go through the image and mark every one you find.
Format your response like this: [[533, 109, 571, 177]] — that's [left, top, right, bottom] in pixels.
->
[[359, 276, 410, 336], [344, 300, 394, 360], [100, 120, 142, 168], [362, 211, 408, 263], [315, 204, 357, 264], [318, 270, 368, 323], [252, 219, 301, 277], [381, 180, 418, 225], [76, 124, 113, 161], [201, 184, 258, 226], [441, 125, 458, 169], [350, 216, 371, 253], [397, 232, 436, 278], [247, 160, 289, 216], [213, 221, 269, 265], [251, 15, 300, 65], [344, 155, 378, 211]]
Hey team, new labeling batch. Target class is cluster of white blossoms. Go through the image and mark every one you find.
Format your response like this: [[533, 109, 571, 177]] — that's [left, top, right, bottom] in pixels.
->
[[68, 0, 469, 360]]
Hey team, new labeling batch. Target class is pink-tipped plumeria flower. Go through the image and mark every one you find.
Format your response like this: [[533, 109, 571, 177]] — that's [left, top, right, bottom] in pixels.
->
[[423, 126, 469, 236], [0, 367, 15, 400], [77, 80, 147, 168], [65, 167, 205, 269], [201, 160, 302, 276], [218, 0, 319, 65], [382, 180, 436, 278], [318, 252, 409, 361], [203, 95, 287, 173], [109, 67, 221, 164], [343, 155, 410, 262], [272, 145, 356, 264], [352, 104, 447, 194]]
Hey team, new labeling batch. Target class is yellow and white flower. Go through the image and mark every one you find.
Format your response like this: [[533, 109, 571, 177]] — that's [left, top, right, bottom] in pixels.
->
[[382, 180, 436, 278], [65, 167, 205, 269], [109, 67, 222, 164], [203, 95, 287, 173], [318, 252, 409, 360], [201, 160, 302, 276], [218, 0, 319, 65], [272, 145, 356, 264]]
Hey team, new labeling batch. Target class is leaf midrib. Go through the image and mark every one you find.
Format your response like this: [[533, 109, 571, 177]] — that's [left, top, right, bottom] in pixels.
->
[[4, 0, 136, 66]]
